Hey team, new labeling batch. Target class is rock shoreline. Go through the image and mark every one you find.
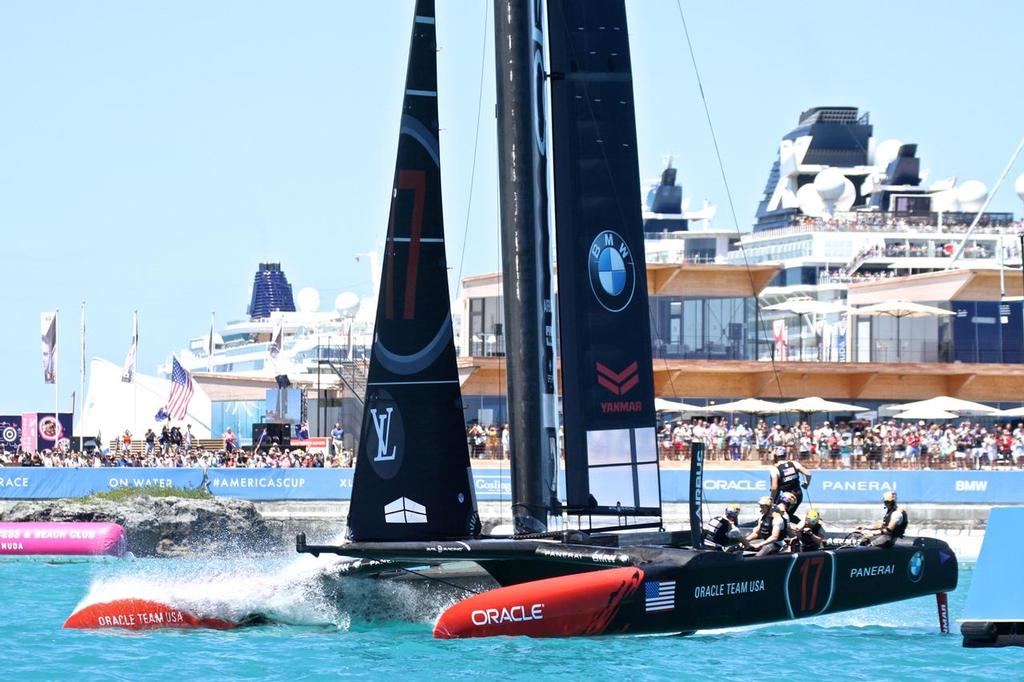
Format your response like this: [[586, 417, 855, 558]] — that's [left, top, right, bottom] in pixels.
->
[[0, 496, 277, 557]]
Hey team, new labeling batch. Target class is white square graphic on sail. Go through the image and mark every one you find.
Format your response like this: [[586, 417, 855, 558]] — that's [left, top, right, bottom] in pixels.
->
[[384, 497, 428, 524]]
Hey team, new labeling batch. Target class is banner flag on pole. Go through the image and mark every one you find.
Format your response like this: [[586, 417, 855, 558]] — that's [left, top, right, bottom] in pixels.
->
[[268, 318, 284, 370], [121, 312, 138, 383], [207, 312, 216, 372], [41, 312, 57, 384]]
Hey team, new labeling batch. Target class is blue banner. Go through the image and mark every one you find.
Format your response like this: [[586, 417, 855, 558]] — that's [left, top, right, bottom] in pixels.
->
[[3, 467, 1024, 504]]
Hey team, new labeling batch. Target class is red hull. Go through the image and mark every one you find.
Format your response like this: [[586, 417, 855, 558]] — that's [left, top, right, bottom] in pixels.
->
[[434, 566, 642, 639], [64, 599, 239, 630]]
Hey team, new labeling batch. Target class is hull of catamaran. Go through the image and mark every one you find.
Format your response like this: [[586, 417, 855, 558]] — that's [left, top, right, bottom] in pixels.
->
[[432, 537, 957, 638]]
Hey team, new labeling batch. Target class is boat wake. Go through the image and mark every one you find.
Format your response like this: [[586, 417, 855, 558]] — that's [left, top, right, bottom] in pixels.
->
[[64, 547, 476, 631]]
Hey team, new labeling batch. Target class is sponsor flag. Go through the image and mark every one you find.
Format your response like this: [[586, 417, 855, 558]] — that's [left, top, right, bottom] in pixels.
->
[[644, 580, 675, 612], [121, 312, 138, 383], [41, 312, 57, 384], [158, 357, 194, 421]]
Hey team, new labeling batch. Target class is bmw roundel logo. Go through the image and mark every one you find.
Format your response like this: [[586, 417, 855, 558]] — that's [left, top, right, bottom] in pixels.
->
[[907, 550, 925, 583], [588, 230, 636, 313]]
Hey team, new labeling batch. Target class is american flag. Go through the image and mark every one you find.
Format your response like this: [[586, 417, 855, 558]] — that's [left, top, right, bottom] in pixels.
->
[[161, 357, 194, 420], [644, 580, 675, 612]]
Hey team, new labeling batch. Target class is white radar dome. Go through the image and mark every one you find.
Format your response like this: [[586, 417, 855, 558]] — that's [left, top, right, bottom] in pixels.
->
[[296, 287, 321, 313], [1014, 173, 1024, 204], [956, 180, 988, 213], [872, 139, 903, 169], [334, 292, 360, 317], [813, 169, 847, 201]]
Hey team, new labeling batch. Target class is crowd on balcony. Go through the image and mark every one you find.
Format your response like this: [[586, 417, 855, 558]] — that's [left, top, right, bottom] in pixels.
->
[[659, 416, 1024, 470], [789, 212, 1021, 235]]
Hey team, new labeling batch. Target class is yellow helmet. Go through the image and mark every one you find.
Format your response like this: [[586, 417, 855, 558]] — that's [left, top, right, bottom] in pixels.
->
[[883, 490, 897, 504], [779, 491, 798, 506], [758, 495, 773, 507], [805, 509, 821, 525]]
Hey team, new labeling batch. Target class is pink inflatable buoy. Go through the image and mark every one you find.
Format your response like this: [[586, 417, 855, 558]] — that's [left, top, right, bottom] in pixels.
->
[[0, 522, 126, 557]]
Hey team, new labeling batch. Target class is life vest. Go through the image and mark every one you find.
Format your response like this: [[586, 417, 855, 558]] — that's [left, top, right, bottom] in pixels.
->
[[757, 512, 788, 541], [703, 516, 733, 546], [881, 506, 908, 539], [777, 461, 800, 492]]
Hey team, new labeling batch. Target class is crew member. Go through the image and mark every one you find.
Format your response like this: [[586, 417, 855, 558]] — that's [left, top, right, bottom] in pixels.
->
[[746, 496, 789, 557], [770, 450, 812, 523], [857, 491, 907, 548], [703, 504, 747, 550], [793, 509, 826, 552]]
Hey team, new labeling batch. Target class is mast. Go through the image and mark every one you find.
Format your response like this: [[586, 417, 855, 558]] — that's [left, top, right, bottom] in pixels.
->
[[493, 0, 558, 534]]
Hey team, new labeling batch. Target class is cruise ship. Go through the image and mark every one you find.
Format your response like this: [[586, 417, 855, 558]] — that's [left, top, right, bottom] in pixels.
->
[[164, 105, 1024, 441]]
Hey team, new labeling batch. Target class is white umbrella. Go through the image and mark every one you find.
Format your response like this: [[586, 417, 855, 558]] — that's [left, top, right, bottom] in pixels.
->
[[996, 406, 1024, 418], [894, 407, 959, 421], [654, 398, 706, 413], [898, 396, 997, 416], [780, 396, 867, 413], [709, 398, 793, 414], [851, 300, 955, 361]]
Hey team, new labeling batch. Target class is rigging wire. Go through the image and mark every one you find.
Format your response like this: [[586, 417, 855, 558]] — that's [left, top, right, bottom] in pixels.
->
[[454, 0, 492, 300], [392, 565, 482, 596], [674, 0, 786, 402]]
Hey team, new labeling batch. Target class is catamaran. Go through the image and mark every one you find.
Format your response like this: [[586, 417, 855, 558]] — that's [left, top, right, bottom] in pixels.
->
[[295, 0, 958, 639]]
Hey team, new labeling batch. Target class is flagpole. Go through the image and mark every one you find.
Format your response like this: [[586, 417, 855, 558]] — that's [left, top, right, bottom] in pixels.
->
[[133, 310, 138, 433], [80, 300, 85, 433], [55, 309, 60, 423]]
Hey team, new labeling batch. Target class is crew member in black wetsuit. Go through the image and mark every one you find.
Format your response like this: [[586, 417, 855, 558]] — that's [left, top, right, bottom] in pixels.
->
[[770, 451, 812, 523], [857, 491, 907, 548], [703, 504, 748, 550], [746, 496, 789, 557], [793, 509, 826, 552]]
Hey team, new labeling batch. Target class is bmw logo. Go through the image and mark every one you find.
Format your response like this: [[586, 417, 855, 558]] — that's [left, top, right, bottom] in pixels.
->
[[907, 550, 925, 583], [588, 230, 636, 312]]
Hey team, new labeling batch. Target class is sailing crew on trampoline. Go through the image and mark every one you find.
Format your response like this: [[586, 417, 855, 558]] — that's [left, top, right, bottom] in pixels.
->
[[747, 496, 789, 556], [793, 508, 826, 552], [857, 491, 908, 548], [770, 450, 812, 523], [703, 504, 748, 550]]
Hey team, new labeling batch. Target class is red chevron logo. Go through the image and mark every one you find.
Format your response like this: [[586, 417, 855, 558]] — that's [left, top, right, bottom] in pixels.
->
[[595, 361, 639, 396]]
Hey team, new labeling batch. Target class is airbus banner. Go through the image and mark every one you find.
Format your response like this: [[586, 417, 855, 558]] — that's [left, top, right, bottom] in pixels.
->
[[3, 467, 1024, 503]]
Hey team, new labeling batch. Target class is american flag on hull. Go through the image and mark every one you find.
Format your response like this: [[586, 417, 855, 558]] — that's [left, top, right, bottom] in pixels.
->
[[644, 580, 675, 612], [159, 357, 195, 420]]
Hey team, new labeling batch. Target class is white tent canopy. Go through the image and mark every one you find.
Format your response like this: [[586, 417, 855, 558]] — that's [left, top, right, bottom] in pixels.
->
[[780, 396, 867, 413], [79, 357, 212, 443], [897, 396, 997, 416], [708, 398, 793, 414], [654, 398, 706, 413], [996, 406, 1024, 418], [894, 407, 959, 421]]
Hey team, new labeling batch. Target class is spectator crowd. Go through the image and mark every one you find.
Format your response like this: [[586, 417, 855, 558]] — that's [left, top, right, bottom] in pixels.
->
[[659, 416, 1024, 470]]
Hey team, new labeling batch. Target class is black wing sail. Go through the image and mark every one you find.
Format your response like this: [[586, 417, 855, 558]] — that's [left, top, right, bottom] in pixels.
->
[[346, 0, 479, 542], [547, 0, 662, 523]]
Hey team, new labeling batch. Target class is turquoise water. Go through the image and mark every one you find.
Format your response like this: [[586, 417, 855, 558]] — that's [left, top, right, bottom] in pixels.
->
[[2, 557, 1018, 681]]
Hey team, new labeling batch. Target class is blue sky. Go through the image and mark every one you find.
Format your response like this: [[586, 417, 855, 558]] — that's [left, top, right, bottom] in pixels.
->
[[2, 1, 1022, 415]]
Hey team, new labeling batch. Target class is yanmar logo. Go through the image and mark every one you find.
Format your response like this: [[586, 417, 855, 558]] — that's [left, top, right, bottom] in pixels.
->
[[596, 361, 639, 395], [470, 604, 544, 626]]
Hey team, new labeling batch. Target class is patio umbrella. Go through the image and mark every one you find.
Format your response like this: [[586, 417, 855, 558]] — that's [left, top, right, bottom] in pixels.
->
[[894, 407, 959, 421], [850, 300, 955, 362], [763, 297, 848, 361], [708, 398, 793, 414], [780, 396, 867, 413], [654, 398, 706, 413], [897, 395, 997, 416], [995, 406, 1024, 418]]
